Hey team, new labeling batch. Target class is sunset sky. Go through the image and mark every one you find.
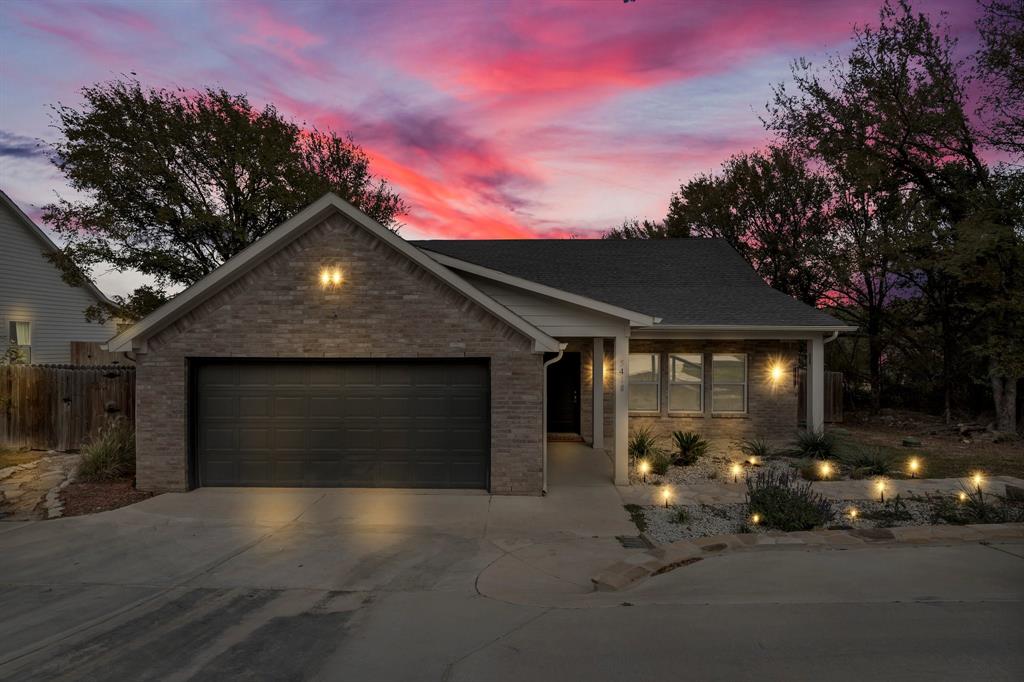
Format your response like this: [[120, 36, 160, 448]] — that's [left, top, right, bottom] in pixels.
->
[[0, 0, 983, 296]]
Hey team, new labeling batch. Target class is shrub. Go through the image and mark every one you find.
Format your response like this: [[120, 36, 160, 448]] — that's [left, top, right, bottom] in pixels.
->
[[650, 451, 672, 476], [739, 437, 774, 460], [862, 494, 913, 527], [792, 430, 835, 460], [668, 506, 690, 525], [918, 486, 1024, 525], [623, 504, 648, 532], [77, 418, 135, 482], [843, 448, 893, 479], [746, 469, 835, 532], [628, 426, 662, 465], [670, 430, 708, 466]]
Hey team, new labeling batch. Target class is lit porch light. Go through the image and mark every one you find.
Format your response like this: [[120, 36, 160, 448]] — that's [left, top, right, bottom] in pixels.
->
[[319, 267, 344, 288]]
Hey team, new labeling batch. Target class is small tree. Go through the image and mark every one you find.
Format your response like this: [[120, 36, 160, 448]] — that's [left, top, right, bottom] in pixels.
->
[[44, 79, 406, 322]]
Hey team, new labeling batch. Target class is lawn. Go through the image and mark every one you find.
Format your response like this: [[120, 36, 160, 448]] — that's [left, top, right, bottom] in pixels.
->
[[831, 411, 1024, 480]]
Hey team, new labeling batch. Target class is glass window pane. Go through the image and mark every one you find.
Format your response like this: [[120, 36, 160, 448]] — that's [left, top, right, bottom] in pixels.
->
[[629, 384, 659, 411], [712, 354, 745, 383], [713, 385, 745, 412], [628, 353, 659, 382], [670, 353, 702, 383], [669, 384, 701, 412]]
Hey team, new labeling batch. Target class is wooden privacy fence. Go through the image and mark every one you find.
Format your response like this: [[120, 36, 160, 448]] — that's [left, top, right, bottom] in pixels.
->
[[0, 364, 135, 451], [797, 370, 844, 424]]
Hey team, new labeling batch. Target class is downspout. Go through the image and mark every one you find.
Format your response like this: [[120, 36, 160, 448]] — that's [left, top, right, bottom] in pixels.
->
[[541, 345, 567, 495], [823, 331, 839, 345]]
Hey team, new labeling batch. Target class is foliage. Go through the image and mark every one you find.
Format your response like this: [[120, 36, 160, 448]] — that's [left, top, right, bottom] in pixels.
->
[[623, 504, 648, 533], [670, 430, 709, 466], [1, 341, 25, 367], [628, 426, 663, 466], [668, 506, 690, 525], [745, 469, 836, 532], [862, 494, 913, 527], [792, 430, 836, 460], [77, 418, 136, 482], [44, 78, 406, 322], [975, 0, 1024, 160], [738, 437, 774, 460], [916, 486, 1024, 525], [842, 448, 895, 479], [650, 451, 672, 476]]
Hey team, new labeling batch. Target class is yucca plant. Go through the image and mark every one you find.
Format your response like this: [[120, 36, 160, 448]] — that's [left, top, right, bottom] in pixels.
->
[[77, 417, 136, 482], [842, 448, 893, 479], [739, 437, 774, 460], [792, 429, 835, 460], [671, 430, 708, 466], [628, 426, 662, 466]]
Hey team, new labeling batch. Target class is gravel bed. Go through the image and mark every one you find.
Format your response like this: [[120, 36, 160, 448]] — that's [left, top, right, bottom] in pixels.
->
[[638, 497, 939, 545], [632, 455, 796, 486]]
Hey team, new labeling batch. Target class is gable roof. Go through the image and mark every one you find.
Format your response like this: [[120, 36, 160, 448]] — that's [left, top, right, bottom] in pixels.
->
[[414, 239, 852, 330], [105, 193, 562, 353], [0, 189, 115, 308]]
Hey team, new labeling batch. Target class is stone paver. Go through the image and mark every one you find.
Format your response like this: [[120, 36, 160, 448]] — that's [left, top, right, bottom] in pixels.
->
[[0, 453, 79, 522]]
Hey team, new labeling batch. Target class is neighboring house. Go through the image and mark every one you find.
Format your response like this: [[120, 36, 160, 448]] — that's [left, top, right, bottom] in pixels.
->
[[107, 193, 854, 494], [0, 190, 118, 364]]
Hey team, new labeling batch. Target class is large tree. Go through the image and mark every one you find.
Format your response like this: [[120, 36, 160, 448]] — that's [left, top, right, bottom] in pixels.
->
[[976, 0, 1024, 161], [45, 79, 406, 322]]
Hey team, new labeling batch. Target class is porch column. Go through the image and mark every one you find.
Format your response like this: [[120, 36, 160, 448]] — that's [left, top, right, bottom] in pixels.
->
[[807, 334, 825, 433], [592, 337, 604, 451], [613, 334, 629, 485]]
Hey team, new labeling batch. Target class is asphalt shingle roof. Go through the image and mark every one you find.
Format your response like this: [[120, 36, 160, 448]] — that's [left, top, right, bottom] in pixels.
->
[[412, 239, 847, 328]]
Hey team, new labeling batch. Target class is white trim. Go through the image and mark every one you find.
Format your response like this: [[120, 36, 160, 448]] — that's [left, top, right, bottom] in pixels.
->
[[105, 193, 561, 353], [632, 325, 856, 340], [0, 189, 116, 308], [422, 251, 660, 327]]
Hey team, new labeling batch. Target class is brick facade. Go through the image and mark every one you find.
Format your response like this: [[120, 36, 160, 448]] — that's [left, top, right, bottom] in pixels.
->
[[626, 339, 801, 446], [135, 213, 544, 494]]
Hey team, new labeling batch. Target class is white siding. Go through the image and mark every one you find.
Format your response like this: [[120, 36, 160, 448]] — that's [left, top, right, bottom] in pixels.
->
[[0, 202, 117, 364], [462, 274, 627, 337]]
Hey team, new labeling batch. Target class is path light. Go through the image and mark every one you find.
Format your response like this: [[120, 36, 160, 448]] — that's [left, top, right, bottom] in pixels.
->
[[876, 478, 887, 503], [747, 456, 759, 466], [639, 460, 650, 483], [819, 461, 832, 480], [848, 507, 859, 521], [908, 457, 920, 478], [662, 487, 671, 508], [731, 463, 742, 483], [958, 491, 968, 503], [971, 472, 984, 492], [751, 513, 761, 525]]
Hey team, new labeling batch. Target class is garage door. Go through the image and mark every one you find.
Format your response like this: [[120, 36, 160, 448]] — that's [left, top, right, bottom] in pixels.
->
[[194, 360, 490, 488]]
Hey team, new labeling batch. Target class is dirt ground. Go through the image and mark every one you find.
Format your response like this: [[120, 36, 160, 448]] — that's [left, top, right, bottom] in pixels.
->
[[59, 479, 154, 517], [0, 447, 43, 469], [837, 409, 1024, 479]]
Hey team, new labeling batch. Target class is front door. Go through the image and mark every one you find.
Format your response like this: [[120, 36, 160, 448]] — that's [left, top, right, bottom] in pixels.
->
[[546, 352, 581, 433]]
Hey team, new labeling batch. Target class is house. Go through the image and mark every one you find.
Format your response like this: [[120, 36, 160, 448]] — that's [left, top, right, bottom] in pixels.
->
[[0, 190, 119, 364], [106, 193, 854, 494]]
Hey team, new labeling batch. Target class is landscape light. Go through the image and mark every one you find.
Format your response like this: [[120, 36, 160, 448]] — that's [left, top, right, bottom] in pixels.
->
[[751, 513, 761, 525], [819, 462, 832, 479], [876, 478, 887, 502], [640, 460, 650, 483], [908, 457, 920, 478], [731, 463, 742, 483], [958, 491, 968, 503], [662, 487, 671, 508], [971, 472, 983, 491], [848, 507, 859, 520]]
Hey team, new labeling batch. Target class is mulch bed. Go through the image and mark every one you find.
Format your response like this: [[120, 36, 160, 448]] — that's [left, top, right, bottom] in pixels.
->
[[59, 479, 155, 517]]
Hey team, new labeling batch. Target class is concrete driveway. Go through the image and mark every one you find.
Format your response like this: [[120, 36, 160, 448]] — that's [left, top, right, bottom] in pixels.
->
[[0, 443, 1022, 680]]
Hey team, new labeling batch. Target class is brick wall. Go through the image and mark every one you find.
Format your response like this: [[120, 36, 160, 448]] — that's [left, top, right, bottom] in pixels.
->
[[135, 213, 544, 494], [626, 339, 800, 448]]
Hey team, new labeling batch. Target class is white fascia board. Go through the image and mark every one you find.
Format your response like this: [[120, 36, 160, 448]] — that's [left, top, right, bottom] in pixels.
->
[[105, 193, 561, 354], [424, 251, 659, 327], [631, 324, 858, 341]]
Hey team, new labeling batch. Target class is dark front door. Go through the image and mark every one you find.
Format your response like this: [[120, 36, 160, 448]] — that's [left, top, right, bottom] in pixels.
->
[[194, 359, 490, 489], [546, 352, 581, 433]]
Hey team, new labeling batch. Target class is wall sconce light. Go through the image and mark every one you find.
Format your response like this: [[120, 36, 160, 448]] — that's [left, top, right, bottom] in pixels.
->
[[770, 363, 784, 383], [320, 267, 343, 288]]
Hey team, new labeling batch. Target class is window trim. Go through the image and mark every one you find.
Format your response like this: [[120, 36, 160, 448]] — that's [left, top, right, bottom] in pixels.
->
[[8, 321, 31, 365], [711, 352, 747, 414], [667, 352, 704, 415], [628, 352, 661, 414]]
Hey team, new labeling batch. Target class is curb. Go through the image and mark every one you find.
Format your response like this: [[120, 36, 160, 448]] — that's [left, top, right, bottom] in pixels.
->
[[591, 522, 1024, 592]]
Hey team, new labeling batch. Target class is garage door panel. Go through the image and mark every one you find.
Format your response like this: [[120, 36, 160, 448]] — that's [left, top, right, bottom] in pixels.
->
[[196, 360, 490, 488]]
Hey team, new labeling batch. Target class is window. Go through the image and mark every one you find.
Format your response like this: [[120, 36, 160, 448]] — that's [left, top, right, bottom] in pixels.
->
[[712, 353, 746, 412], [628, 353, 659, 412], [8, 321, 31, 364], [669, 353, 703, 412]]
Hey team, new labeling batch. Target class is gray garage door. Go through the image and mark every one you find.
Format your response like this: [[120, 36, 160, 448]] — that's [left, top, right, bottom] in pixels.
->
[[195, 360, 490, 488]]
